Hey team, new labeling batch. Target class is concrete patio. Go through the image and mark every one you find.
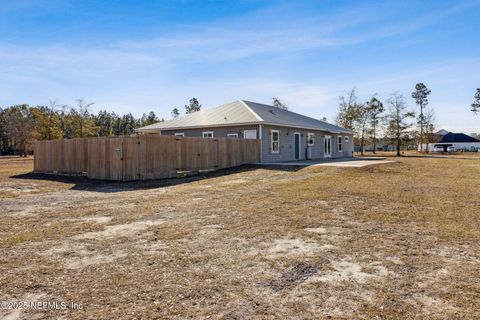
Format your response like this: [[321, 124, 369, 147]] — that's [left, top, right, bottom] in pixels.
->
[[257, 157, 395, 168]]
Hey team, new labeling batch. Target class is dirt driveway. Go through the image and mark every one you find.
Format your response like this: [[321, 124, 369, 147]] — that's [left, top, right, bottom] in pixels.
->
[[0, 156, 479, 319]]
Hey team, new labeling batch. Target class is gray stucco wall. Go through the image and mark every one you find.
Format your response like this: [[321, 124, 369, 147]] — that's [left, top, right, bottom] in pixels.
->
[[159, 124, 353, 163]]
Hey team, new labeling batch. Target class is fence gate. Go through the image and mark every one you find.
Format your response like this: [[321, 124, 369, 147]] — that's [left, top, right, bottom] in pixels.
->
[[109, 138, 124, 181]]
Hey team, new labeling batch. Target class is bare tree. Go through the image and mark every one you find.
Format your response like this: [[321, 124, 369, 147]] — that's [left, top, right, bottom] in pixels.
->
[[385, 93, 415, 156], [336, 88, 360, 130], [423, 108, 437, 151], [72, 99, 96, 137], [354, 103, 373, 156]]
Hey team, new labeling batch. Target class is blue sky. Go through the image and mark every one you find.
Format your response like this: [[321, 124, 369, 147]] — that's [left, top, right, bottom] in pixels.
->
[[1, 0, 479, 132]]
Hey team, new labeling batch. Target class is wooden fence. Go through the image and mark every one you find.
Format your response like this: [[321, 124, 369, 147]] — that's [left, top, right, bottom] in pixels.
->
[[33, 135, 260, 181]]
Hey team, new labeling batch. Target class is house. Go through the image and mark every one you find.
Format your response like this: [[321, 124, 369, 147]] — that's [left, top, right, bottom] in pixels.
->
[[136, 100, 355, 162], [421, 130, 480, 152]]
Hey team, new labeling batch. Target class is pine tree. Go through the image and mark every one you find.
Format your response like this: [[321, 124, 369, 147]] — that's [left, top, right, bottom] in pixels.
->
[[471, 88, 480, 114], [171, 108, 180, 118], [185, 98, 201, 114], [367, 97, 384, 154], [411, 83, 431, 152]]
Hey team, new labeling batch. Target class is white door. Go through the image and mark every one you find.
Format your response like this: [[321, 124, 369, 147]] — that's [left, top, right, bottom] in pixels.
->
[[243, 130, 257, 139], [324, 135, 332, 158]]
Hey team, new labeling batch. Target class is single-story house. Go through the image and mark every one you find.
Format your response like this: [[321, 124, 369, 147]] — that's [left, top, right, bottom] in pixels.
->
[[136, 100, 355, 162], [420, 130, 480, 152]]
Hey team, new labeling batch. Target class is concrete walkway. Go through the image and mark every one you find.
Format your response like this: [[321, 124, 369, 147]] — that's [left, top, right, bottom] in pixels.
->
[[257, 157, 395, 168]]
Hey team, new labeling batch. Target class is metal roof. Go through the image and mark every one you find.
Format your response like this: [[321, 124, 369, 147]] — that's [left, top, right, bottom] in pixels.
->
[[136, 100, 354, 134]]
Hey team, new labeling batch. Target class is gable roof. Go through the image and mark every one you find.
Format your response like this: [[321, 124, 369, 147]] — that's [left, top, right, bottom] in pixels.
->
[[136, 100, 353, 134], [439, 132, 480, 143]]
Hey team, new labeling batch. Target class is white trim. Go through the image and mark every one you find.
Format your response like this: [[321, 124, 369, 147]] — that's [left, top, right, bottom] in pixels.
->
[[259, 124, 263, 163], [174, 132, 184, 137], [239, 100, 263, 121], [338, 135, 343, 152], [307, 132, 315, 146], [271, 129, 280, 154], [227, 133, 238, 139], [202, 131, 214, 138], [294, 132, 301, 160]]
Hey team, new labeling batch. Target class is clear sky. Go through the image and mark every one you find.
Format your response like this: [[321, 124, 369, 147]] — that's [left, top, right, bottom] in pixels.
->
[[1, 0, 479, 133]]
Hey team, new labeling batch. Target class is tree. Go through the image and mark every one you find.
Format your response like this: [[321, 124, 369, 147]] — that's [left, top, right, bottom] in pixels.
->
[[471, 88, 480, 114], [141, 111, 159, 126], [58, 104, 72, 138], [95, 110, 116, 136], [120, 113, 138, 135], [354, 103, 373, 156], [0, 108, 10, 154], [2, 105, 36, 156], [185, 98, 201, 114], [385, 93, 415, 156], [423, 108, 437, 150], [411, 83, 431, 152], [30, 100, 63, 140], [70, 99, 99, 137], [171, 108, 180, 119], [336, 88, 360, 130], [367, 97, 384, 154], [272, 97, 288, 110]]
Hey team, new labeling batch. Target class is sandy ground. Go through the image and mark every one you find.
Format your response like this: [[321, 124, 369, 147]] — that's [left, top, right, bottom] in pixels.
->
[[0, 156, 479, 319]]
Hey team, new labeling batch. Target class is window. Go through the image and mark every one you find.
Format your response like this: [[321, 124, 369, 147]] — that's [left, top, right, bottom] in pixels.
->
[[271, 130, 280, 153], [243, 130, 257, 139], [307, 133, 315, 146], [174, 133, 184, 137], [338, 136, 343, 152], [227, 133, 238, 139], [345, 136, 349, 143], [202, 131, 214, 138]]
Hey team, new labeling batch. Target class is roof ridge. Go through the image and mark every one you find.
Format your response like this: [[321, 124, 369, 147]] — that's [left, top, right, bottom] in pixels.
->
[[239, 100, 263, 122], [242, 99, 339, 127]]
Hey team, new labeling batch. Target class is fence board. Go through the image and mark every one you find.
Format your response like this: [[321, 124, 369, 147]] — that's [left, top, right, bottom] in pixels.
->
[[33, 135, 260, 181]]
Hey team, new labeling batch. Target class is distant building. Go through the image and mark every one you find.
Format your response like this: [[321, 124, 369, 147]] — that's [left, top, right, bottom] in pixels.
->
[[420, 130, 480, 152]]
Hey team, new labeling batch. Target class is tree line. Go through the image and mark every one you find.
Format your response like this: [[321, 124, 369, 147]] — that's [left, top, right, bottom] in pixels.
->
[[0, 97, 203, 156], [336, 85, 479, 156]]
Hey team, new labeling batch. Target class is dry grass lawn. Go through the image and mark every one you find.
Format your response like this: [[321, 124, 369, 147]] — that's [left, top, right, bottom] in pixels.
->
[[0, 155, 479, 319]]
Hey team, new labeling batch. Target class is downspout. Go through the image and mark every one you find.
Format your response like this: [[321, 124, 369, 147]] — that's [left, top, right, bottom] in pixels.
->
[[259, 124, 263, 163]]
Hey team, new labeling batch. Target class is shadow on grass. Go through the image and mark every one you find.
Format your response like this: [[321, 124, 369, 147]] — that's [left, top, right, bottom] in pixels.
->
[[11, 164, 303, 193]]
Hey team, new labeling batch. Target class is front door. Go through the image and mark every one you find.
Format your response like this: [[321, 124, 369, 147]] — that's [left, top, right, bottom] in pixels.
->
[[324, 135, 332, 158], [294, 133, 301, 160]]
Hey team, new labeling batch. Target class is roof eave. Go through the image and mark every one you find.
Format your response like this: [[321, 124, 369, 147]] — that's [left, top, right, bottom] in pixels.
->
[[136, 121, 265, 132], [136, 121, 354, 134]]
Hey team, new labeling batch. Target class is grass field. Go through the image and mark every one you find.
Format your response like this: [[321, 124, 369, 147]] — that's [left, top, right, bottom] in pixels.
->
[[1, 155, 479, 319]]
